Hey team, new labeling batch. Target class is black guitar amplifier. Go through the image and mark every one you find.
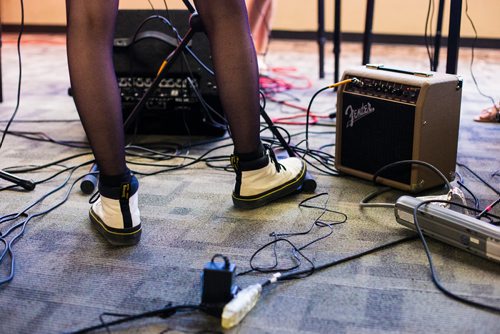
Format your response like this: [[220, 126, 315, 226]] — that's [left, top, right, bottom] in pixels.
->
[[335, 65, 462, 192], [113, 10, 225, 136]]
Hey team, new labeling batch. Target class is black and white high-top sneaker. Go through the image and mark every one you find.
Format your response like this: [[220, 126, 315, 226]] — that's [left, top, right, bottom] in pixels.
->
[[89, 173, 141, 246], [231, 145, 306, 209]]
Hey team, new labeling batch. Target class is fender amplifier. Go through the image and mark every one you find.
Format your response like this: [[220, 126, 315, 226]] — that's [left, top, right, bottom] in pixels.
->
[[335, 65, 462, 192]]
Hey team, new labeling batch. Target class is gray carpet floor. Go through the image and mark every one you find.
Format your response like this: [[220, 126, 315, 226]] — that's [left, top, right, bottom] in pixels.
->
[[0, 33, 499, 334]]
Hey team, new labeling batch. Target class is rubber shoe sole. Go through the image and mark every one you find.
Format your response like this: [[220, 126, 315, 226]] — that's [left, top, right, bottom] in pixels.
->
[[90, 208, 142, 246], [232, 161, 306, 209]]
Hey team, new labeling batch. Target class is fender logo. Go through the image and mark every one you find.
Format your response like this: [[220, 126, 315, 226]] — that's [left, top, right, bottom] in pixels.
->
[[345, 103, 375, 128]]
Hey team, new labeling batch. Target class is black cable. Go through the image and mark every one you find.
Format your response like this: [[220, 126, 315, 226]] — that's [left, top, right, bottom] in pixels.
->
[[128, 14, 214, 78], [359, 159, 490, 209], [186, 77, 227, 130], [304, 86, 333, 153], [126, 144, 180, 160], [299, 79, 354, 168], [293, 147, 340, 176], [1, 162, 92, 192], [455, 171, 480, 210], [162, 0, 169, 13], [357, 157, 500, 312], [1, 129, 90, 148], [424, 0, 435, 70], [259, 107, 335, 173], [98, 312, 131, 334], [0, 152, 93, 192], [129, 142, 235, 176], [0, 119, 81, 123], [146, 0, 158, 14], [1, 152, 92, 174], [0, 0, 24, 150], [268, 234, 418, 284], [67, 304, 205, 334], [257, 123, 341, 177], [237, 193, 347, 278], [373, 159, 452, 191], [261, 135, 340, 176], [0, 163, 92, 285], [457, 162, 500, 196], [1, 136, 235, 191], [412, 199, 500, 313], [464, 0, 498, 108]]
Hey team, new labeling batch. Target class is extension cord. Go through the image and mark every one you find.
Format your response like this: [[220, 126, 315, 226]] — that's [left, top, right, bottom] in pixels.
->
[[221, 284, 262, 329], [395, 196, 500, 262]]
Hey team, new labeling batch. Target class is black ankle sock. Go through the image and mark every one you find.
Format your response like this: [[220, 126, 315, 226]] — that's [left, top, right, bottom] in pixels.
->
[[99, 169, 131, 188], [236, 143, 265, 162]]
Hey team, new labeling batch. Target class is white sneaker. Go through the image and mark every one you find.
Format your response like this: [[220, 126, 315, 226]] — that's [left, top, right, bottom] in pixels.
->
[[89, 173, 141, 246], [231, 146, 306, 209]]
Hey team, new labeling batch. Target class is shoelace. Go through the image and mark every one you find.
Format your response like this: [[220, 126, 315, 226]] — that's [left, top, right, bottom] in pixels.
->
[[264, 145, 286, 173], [89, 191, 100, 204]]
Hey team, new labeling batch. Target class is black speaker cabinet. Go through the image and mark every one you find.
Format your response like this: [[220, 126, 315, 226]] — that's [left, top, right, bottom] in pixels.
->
[[335, 65, 462, 192], [113, 10, 225, 136]]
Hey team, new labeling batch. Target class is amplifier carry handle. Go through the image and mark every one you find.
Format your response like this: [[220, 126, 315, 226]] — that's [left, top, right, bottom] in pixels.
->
[[114, 31, 186, 49], [366, 64, 433, 77]]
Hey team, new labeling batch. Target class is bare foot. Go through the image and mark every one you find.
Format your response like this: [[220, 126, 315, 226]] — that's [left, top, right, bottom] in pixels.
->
[[474, 103, 500, 123]]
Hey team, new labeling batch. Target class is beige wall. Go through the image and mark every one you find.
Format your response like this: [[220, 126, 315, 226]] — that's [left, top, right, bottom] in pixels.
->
[[272, 0, 500, 39], [1, 0, 500, 39]]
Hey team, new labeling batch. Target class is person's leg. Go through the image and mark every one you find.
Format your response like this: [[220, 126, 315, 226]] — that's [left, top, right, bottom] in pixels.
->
[[66, 0, 140, 245], [193, 0, 260, 155], [194, 0, 306, 209], [66, 0, 126, 176], [247, 0, 274, 55]]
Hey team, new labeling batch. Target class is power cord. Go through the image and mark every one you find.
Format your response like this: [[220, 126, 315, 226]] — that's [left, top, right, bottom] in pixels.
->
[[0, 162, 93, 285], [68, 233, 417, 332], [464, 0, 499, 110], [424, 0, 435, 70], [360, 159, 452, 208], [0, 0, 24, 150], [304, 78, 359, 153], [457, 162, 500, 196], [221, 234, 417, 328], [67, 304, 206, 334], [411, 199, 500, 312], [236, 193, 347, 278], [359, 159, 500, 313]]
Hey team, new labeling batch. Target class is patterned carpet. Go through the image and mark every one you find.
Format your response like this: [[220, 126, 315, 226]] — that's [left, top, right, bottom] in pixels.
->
[[0, 31, 499, 334]]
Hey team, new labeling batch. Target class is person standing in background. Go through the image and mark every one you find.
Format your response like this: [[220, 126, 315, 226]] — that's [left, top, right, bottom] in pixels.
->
[[247, 0, 274, 72]]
